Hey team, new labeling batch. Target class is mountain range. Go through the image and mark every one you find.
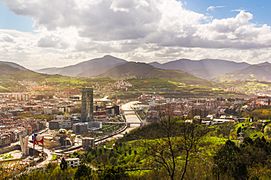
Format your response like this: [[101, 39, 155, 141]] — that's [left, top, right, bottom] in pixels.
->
[[0, 58, 211, 92], [2, 55, 271, 84], [37, 55, 271, 82]]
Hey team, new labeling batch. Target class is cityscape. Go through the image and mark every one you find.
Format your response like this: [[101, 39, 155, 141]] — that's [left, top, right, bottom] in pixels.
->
[[2, 0, 271, 179]]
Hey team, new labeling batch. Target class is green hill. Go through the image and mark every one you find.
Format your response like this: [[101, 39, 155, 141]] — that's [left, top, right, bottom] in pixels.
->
[[100, 62, 212, 86]]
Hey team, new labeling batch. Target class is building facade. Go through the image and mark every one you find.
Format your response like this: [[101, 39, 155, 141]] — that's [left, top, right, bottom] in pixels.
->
[[81, 88, 94, 122]]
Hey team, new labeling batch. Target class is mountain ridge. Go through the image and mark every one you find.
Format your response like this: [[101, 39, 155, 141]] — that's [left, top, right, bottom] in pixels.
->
[[38, 55, 127, 77], [0, 61, 30, 73], [38, 55, 252, 80], [220, 61, 271, 82], [150, 58, 250, 80], [100, 61, 212, 86], [18, 55, 271, 82]]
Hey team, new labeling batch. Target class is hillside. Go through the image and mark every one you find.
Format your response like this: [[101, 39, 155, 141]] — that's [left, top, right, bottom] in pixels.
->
[[0, 61, 44, 79], [38, 55, 127, 77], [0, 61, 95, 92], [220, 62, 271, 82], [0, 60, 242, 98], [100, 62, 212, 86], [0, 61, 28, 73], [150, 59, 250, 80], [0, 61, 45, 92]]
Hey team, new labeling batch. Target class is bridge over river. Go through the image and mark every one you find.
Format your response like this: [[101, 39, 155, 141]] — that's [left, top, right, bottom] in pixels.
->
[[121, 101, 142, 127]]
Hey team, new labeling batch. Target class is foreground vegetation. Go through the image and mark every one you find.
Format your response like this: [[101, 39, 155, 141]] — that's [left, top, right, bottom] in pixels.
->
[[14, 114, 271, 179]]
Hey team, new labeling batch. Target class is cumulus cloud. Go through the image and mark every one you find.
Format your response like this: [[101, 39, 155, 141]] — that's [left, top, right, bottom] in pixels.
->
[[2, 0, 271, 68], [196, 11, 271, 49], [3, 0, 203, 41]]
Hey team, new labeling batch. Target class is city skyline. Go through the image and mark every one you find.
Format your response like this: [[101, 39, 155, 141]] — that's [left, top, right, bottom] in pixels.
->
[[1, 0, 271, 69]]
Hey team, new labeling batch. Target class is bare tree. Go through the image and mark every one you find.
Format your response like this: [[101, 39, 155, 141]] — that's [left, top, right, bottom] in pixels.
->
[[145, 114, 207, 180], [179, 122, 206, 180], [145, 115, 178, 180]]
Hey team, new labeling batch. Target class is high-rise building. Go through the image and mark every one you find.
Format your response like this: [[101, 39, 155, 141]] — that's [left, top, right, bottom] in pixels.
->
[[81, 88, 94, 122]]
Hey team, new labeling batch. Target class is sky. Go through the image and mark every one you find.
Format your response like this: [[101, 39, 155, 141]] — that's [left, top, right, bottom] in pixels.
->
[[1, 0, 271, 69]]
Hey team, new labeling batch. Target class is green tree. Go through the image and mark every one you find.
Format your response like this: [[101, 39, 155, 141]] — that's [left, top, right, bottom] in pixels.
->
[[237, 127, 242, 136], [213, 140, 248, 180], [60, 157, 68, 171], [74, 164, 92, 180], [241, 137, 269, 167], [99, 167, 128, 180]]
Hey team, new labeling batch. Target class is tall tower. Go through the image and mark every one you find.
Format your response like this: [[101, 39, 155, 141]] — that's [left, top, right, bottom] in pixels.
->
[[81, 88, 94, 122]]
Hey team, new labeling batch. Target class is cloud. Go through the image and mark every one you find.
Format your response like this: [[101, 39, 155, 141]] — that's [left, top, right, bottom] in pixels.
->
[[38, 35, 69, 49], [3, 0, 203, 42], [2, 0, 271, 68], [0, 34, 14, 43], [207, 5, 224, 12], [3, 0, 266, 49], [195, 11, 271, 49], [232, 9, 246, 12]]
